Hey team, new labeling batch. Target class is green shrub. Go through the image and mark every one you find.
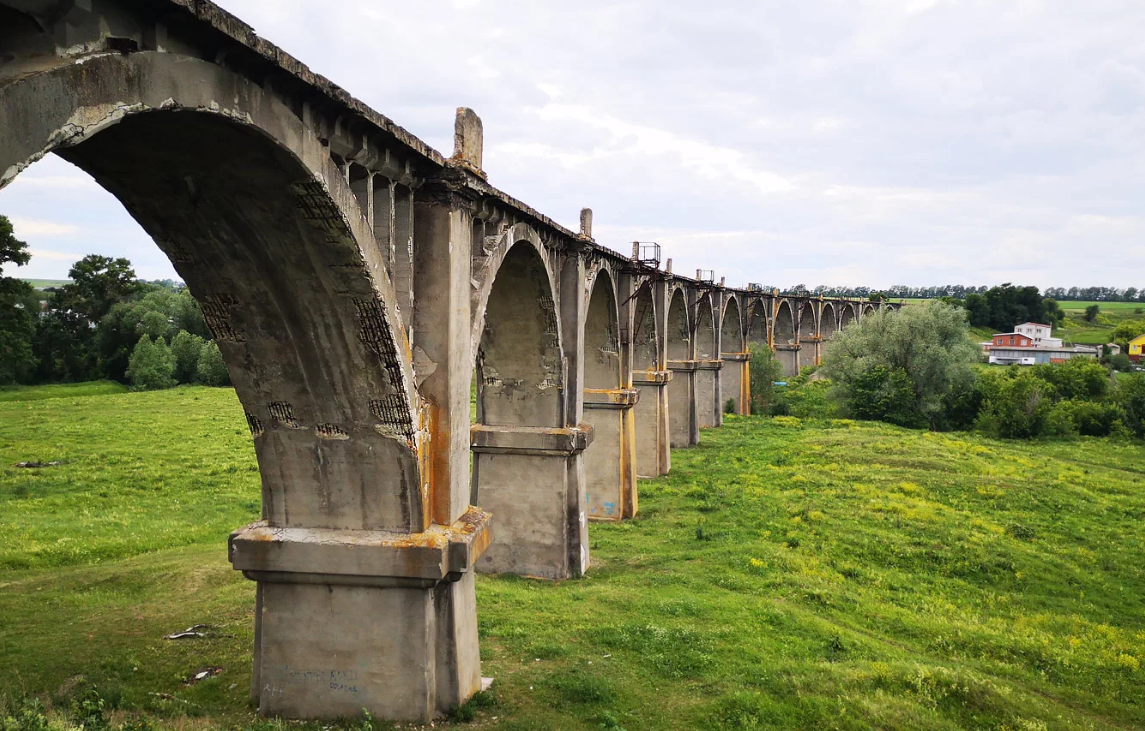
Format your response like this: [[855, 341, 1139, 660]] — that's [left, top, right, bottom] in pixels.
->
[[747, 347, 780, 415], [195, 341, 231, 387], [1115, 374, 1145, 438], [125, 335, 175, 391], [1110, 353, 1133, 372], [1030, 358, 1108, 401], [843, 365, 922, 428], [936, 377, 984, 431], [976, 369, 1053, 439]]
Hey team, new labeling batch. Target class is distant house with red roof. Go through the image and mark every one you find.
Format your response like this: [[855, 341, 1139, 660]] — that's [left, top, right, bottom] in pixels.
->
[[987, 322, 1097, 365]]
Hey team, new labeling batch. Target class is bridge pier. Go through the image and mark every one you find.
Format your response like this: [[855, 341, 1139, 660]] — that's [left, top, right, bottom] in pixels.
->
[[668, 360, 700, 447], [776, 345, 800, 378], [633, 370, 672, 476], [584, 389, 639, 519], [722, 353, 751, 415], [471, 425, 591, 578], [696, 360, 724, 428]]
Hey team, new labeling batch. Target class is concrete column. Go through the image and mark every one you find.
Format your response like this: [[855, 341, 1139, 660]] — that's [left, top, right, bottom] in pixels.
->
[[584, 389, 638, 520], [558, 253, 591, 574], [654, 279, 672, 474], [722, 353, 750, 415], [229, 183, 490, 722], [667, 360, 699, 447], [471, 425, 592, 579], [695, 360, 722, 428], [632, 370, 670, 476]]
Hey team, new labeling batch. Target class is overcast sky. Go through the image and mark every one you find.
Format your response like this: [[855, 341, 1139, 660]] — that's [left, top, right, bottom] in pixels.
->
[[4, 0, 1145, 289]]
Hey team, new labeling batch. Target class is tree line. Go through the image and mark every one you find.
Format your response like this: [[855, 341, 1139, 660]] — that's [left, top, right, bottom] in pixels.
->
[[793, 284, 1145, 302], [0, 215, 229, 389]]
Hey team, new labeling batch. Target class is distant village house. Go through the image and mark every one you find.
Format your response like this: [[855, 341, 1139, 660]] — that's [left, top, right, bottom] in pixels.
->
[[986, 322, 1098, 365]]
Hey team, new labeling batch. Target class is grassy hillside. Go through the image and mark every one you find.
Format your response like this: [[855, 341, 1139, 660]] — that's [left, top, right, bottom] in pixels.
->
[[2, 386, 1144, 730], [19, 279, 70, 289]]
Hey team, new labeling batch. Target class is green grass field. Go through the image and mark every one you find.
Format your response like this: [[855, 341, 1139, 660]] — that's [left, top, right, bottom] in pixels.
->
[[2, 386, 1144, 730]]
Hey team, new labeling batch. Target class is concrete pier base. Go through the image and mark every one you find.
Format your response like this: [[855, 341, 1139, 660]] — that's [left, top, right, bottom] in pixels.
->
[[776, 346, 800, 378], [696, 359, 723, 428], [470, 424, 592, 579], [633, 370, 671, 477], [667, 360, 699, 448], [230, 509, 491, 721], [584, 388, 639, 520], [722, 353, 750, 415]]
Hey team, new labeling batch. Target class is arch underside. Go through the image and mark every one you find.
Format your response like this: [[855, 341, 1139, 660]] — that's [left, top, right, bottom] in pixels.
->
[[1, 52, 423, 532]]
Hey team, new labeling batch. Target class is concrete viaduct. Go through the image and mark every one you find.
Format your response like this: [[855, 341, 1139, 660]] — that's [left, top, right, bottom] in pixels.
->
[[0, 0, 898, 721]]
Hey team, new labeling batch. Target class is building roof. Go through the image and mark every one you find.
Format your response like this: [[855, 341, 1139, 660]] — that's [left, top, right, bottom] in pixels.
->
[[1130, 333, 1145, 345], [1017, 322, 1053, 328]]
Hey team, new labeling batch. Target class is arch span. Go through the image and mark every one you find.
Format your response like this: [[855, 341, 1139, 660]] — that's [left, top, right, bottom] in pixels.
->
[[773, 299, 799, 377], [720, 296, 748, 415], [694, 294, 720, 428], [582, 270, 628, 520], [797, 303, 818, 370], [0, 50, 488, 722], [665, 288, 695, 448], [471, 240, 576, 578], [630, 282, 665, 477], [821, 303, 838, 337]]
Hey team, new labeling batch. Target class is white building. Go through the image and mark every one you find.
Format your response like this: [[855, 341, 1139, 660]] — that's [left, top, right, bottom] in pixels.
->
[[1014, 322, 1062, 349]]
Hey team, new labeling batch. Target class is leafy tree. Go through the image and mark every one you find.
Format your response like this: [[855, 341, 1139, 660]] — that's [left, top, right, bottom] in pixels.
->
[[1110, 353, 1133, 372], [170, 330, 205, 384], [94, 287, 206, 382], [747, 346, 780, 415], [126, 335, 175, 390], [1116, 375, 1145, 438], [1112, 320, 1145, 348], [32, 309, 95, 381], [822, 301, 980, 428], [1084, 304, 1100, 323], [196, 340, 231, 386], [1043, 298, 1066, 327], [0, 215, 37, 384], [54, 254, 138, 323]]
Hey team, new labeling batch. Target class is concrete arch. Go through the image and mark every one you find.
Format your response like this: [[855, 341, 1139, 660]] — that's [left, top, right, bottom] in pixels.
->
[[0, 51, 426, 529], [720, 296, 747, 415], [720, 296, 745, 354], [862, 302, 877, 317], [797, 302, 818, 371], [471, 240, 567, 576], [694, 294, 719, 428], [473, 243, 563, 428], [773, 299, 799, 376], [666, 288, 695, 447], [470, 223, 554, 362], [632, 285, 660, 371], [821, 302, 839, 336], [667, 288, 692, 360], [746, 300, 770, 349], [694, 294, 718, 360], [840, 303, 857, 329], [582, 269, 626, 520], [0, 50, 476, 720]]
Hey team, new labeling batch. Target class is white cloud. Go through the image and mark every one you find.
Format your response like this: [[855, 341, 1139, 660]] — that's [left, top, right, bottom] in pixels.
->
[[12, 219, 79, 236], [3, 0, 1145, 288]]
